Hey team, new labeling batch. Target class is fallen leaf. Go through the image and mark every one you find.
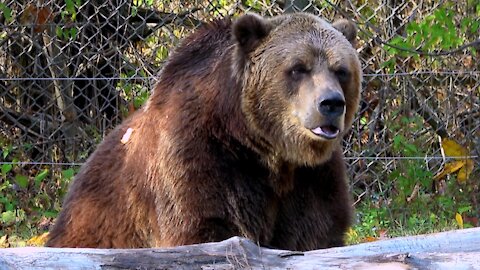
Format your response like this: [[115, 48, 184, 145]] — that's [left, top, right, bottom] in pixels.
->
[[406, 183, 420, 202], [442, 138, 469, 157], [27, 232, 49, 246], [0, 235, 9, 248], [457, 159, 474, 183], [434, 138, 474, 183], [20, 5, 54, 33], [433, 160, 464, 181], [455, 213, 463, 229], [346, 227, 357, 238], [378, 229, 389, 240], [364, 236, 378, 242]]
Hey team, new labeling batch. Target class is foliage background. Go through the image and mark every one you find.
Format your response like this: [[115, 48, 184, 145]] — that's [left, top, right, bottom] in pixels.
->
[[0, 0, 479, 245]]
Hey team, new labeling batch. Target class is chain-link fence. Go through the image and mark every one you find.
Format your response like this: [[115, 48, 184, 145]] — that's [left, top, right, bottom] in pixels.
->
[[1, 0, 479, 240]]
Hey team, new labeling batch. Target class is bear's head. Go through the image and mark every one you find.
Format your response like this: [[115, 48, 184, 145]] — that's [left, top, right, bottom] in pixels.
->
[[232, 13, 362, 167]]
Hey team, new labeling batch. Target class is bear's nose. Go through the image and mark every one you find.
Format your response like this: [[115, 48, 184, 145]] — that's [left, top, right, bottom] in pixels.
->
[[318, 92, 345, 117]]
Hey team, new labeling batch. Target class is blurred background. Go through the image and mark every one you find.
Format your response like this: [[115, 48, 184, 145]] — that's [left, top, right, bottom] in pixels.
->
[[0, 0, 478, 246]]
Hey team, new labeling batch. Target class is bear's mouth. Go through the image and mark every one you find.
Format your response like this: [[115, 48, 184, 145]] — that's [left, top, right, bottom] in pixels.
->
[[310, 125, 340, 139]]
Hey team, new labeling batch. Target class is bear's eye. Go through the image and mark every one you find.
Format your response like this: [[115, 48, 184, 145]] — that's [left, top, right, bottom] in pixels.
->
[[288, 64, 310, 81], [334, 67, 350, 83]]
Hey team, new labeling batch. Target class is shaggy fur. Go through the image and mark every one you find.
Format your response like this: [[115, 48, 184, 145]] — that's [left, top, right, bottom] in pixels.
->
[[46, 13, 362, 251]]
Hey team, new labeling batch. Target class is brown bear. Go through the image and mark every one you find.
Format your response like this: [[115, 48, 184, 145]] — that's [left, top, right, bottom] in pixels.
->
[[46, 12, 362, 251]]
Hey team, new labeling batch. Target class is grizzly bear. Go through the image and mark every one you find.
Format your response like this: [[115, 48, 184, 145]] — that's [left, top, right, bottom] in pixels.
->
[[46, 12, 362, 251]]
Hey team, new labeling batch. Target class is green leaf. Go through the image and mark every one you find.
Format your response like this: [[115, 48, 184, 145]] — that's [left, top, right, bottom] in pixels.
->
[[380, 58, 396, 73], [404, 143, 418, 156], [1, 163, 12, 176], [460, 18, 471, 32], [458, 206, 472, 214], [23, 143, 33, 151], [15, 174, 29, 189], [4, 200, 14, 211], [63, 30, 69, 40], [413, 33, 423, 47], [123, 83, 132, 96], [62, 168, 75, 180], [69, 27, 78, 39], [389, 36, 406, 46], [360, 117, 368, 125], [429, 213, 438, 223], [470, 47, 477, 56], [400, 116, 410, 124], [43, 211, 58, 218], [0, 181, 9, 192], [1, 211, 15, 224], [433, 8, 446, 22], [388, 170, 401, 181], [425, 35, 439, 50], [131, 6, 138, 17], [441, 34, 453, 50], [387, 36, 412, 57], [471, 21, 479, 33], [406, 22, 420, 35], [156, 46, 169, 61], [430, 24, 443, 38], [133, 90, 150, 108], [425, 14, 435, 23], [2, 144, 12, 159], [65, 0, 75, 14], [56, 27, 63, 38], [393, 135, 404, 150], [0, 3, 12, 22], [34, 169, 49, 187]]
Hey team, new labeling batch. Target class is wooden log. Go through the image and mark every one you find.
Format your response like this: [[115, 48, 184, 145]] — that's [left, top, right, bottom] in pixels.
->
[[0, 227, 479, 270]]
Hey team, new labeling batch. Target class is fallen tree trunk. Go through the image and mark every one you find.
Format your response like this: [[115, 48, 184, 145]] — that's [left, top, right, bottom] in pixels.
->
[[1, 228, 479, 270]]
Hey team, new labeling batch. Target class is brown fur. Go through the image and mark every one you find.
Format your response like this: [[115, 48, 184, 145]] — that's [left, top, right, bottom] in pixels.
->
[[46, 13, 362, 251]]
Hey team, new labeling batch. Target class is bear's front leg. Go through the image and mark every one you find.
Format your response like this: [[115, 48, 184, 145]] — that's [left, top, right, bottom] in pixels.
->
[[269, 150, 353, 251]]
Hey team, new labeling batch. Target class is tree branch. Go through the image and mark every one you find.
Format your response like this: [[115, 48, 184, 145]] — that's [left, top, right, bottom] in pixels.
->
[[327, 0, 479, 57], [406, 80, 449, 138], [375, 37, 480, 57], [0, 106, 49, 138], [128, 7, 202, 42]]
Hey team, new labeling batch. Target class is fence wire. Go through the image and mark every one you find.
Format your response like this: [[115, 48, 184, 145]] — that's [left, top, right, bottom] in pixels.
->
[[1, 0, 479, 233]]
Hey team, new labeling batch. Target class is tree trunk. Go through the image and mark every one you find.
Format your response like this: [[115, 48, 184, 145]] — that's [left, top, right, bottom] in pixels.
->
[[1, 228, 479, 270]]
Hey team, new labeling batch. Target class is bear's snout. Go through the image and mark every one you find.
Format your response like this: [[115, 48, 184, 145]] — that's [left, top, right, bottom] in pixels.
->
[[317, 91, 345, 118], [303, 91, 346, 140]]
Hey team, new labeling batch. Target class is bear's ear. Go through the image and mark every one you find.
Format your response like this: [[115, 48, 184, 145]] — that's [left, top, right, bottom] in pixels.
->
[[332, 19, 357, 46], [233, 13, 272, 54]]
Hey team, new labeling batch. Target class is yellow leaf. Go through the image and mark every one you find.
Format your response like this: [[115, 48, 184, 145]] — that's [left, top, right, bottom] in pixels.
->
[[27, 232, 49, 246], [345, 227, 360, 245], [457, 159, 474, 183], [438, 138, 475, 182], [346, 227, 357, 238], [455, 213, 464, 229], [441, 138, 469, 157], [433, 160, 464, 181], [0, 235, 8, 248]]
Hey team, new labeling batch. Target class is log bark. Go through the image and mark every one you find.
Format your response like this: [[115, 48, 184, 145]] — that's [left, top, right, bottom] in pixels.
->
[[0, 227, 479, 270]]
